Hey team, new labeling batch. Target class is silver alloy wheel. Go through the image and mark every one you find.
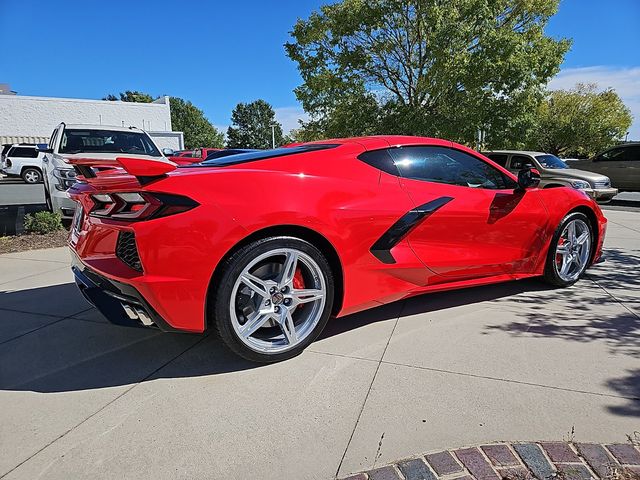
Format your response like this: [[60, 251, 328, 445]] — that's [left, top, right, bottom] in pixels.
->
[[554, 218, 591, 282], [24, 170, 41, 184], [229, 248, 327, 354]]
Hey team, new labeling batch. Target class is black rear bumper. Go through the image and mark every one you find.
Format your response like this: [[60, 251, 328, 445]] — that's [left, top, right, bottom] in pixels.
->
[[71, 253, 183, 333]]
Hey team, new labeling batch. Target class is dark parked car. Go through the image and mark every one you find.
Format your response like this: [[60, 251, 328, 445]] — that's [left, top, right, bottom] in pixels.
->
[[567, 143, 640, 191]]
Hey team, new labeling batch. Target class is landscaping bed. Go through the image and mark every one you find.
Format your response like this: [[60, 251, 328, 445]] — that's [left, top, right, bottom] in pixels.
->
[[0, 211, 68, 254], [0, 229, 68, 254]]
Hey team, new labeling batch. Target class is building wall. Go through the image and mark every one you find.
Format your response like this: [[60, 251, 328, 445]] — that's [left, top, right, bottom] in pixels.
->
[[148, 131, 185, 151], [0, 95, 182, 148]]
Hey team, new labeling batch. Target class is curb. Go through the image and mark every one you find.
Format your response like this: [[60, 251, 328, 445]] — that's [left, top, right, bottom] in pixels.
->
[[341, 441, 640, 480]]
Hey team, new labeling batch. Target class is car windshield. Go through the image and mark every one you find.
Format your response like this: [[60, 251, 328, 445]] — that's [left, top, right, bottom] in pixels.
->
[[60, 129, 161, 157], [535, 154, 568, 169]]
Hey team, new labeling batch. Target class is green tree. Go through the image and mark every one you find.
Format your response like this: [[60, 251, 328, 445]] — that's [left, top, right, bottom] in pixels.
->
[[527, 83, 633, 157], [227, 100, 284, 149], [285, 0, 570, 146], [102, 91, 155, 103], [103, 91, 224, 148], [169, 97, 224, 149]]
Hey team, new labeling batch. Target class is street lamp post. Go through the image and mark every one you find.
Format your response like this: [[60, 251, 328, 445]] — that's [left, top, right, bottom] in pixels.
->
[[270, 124, 277, 149]]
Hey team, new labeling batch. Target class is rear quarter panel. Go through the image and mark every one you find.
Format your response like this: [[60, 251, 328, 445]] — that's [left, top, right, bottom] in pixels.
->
[[161, 144, 432, 315]]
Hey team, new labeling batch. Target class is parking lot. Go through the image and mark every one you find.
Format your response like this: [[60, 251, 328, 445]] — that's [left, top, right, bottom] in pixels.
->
[[0, 207, 638, 479]]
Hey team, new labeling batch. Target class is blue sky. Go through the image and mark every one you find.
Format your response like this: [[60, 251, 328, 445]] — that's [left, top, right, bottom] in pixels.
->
[[1, 0, 639, 137]]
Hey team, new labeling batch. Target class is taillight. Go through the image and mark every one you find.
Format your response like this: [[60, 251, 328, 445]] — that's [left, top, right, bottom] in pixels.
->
[[89, 192, 198, 221]]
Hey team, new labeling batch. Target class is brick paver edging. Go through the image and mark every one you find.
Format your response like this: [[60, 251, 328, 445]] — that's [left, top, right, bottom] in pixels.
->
[[341, 441, 640, 480]]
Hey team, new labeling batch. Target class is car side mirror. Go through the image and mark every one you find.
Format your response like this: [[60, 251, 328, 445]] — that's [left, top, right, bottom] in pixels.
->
[[162, 148, 175, 157], [516, 167, 541, 191]]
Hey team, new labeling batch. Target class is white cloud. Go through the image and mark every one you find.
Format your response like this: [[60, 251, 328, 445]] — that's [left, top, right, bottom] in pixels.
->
[[274, 106, 309, 134], [549, 66, 640, 140]]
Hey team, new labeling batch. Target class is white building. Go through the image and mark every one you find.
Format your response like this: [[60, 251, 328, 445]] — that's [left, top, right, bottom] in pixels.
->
[[0, 93, 184, 150]]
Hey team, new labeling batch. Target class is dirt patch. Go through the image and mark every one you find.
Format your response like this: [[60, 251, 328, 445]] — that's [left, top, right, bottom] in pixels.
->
[[0, 230, 69, 254]]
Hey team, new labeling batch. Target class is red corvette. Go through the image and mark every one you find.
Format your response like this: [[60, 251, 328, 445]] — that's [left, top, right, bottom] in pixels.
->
[[67, 136, 607, 362]]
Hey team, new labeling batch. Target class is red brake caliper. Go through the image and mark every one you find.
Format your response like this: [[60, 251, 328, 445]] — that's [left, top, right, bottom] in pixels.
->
[[293, 268, 305, 290]]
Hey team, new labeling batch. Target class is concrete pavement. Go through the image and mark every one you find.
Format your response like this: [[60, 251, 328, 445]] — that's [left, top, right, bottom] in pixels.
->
[[0, 180, 44, 205], [0, 209, 638, 479]]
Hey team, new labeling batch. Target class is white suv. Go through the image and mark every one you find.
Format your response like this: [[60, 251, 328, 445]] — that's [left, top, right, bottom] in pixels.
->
[[1, 144, 46, 183], [41, 123, 170, 218]]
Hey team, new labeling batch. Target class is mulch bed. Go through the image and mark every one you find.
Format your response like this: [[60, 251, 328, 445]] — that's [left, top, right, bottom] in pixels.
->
[[0, 230, 69, 254]]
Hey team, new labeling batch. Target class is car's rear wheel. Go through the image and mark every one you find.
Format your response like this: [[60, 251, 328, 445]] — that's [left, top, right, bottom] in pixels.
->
[[543, 212, 593, 287], [213, 237, 334, 362], [22, 168, 42, 184]]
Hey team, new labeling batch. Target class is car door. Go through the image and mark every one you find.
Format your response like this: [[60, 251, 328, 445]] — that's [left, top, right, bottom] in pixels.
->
[[590, 147, 629, 189], [386, 145, 549, 281], [596, 145, 640, 190], [42, 127, 60, 194]]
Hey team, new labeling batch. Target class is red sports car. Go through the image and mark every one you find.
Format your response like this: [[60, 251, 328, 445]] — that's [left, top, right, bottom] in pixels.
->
[[67, 136, 607, 362]]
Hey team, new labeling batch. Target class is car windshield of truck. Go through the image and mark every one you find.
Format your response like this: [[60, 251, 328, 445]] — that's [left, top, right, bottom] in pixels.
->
[[60, 129, 161, 157], [535, 154, 568, 169]]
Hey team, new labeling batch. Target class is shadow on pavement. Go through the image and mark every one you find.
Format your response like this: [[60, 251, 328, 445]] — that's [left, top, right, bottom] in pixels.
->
[[1, 248, 638, 420], [483, 247, 640, 416], [0, 277, 549, 394]]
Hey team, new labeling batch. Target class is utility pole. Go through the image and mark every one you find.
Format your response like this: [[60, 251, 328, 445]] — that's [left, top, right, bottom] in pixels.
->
[[271, 124, 277, 149]]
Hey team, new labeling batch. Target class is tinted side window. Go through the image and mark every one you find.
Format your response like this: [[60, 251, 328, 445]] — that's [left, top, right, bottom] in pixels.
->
[[486, 154, 508, 167], [510, 155, 535, 170], [598, 148, 625, 161], [10, 147, 38, 158], [357, 149, 400, 176], [388, 146, 515, 189]]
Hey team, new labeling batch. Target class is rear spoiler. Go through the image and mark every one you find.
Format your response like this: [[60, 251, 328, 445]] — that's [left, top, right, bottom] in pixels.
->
[[67, 156, 178, 184]]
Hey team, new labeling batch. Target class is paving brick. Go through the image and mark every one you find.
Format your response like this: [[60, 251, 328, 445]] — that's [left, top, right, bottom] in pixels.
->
[[398, 458, 438, 480], [556, 463, 594, 480], [606, 444, 640, 465], [453, 476, 474, 480], [426, 451, 464, 476], [497, 466, 533, 480], [343, 474, 368, 480], [513, 443, 556, 480], [482, 445, 520, 467], [575, 443, 617, 478], [368, 466, 402, 480], [540, 442, 581, 463], [455, 447, 500, 480]]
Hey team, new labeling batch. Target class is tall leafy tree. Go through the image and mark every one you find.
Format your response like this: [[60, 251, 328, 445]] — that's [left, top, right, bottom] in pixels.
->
[[169, 97, 224, 149], [103, 91, 223, 148], [285, 0, 570, 146], [227, 100, 284, 149], [527, 84, 632, 157]]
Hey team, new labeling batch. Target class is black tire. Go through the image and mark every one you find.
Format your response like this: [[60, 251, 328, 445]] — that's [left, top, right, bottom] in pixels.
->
[[542, 212, 593, 287], [212, 236, 335, 363], [21, 168, 42, 184]]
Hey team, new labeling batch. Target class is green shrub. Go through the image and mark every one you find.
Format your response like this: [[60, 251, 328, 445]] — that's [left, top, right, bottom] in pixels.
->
[[24, 211, 63, 234]]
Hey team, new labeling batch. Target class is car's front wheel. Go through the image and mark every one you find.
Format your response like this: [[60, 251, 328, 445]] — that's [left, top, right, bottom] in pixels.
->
[[543, 212, 593, 287], [213, 236, 334, 362], [22, 168, 42, 184]]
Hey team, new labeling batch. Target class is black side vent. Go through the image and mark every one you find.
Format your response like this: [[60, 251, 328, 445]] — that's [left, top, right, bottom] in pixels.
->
[[116, 231, 142, 272]]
